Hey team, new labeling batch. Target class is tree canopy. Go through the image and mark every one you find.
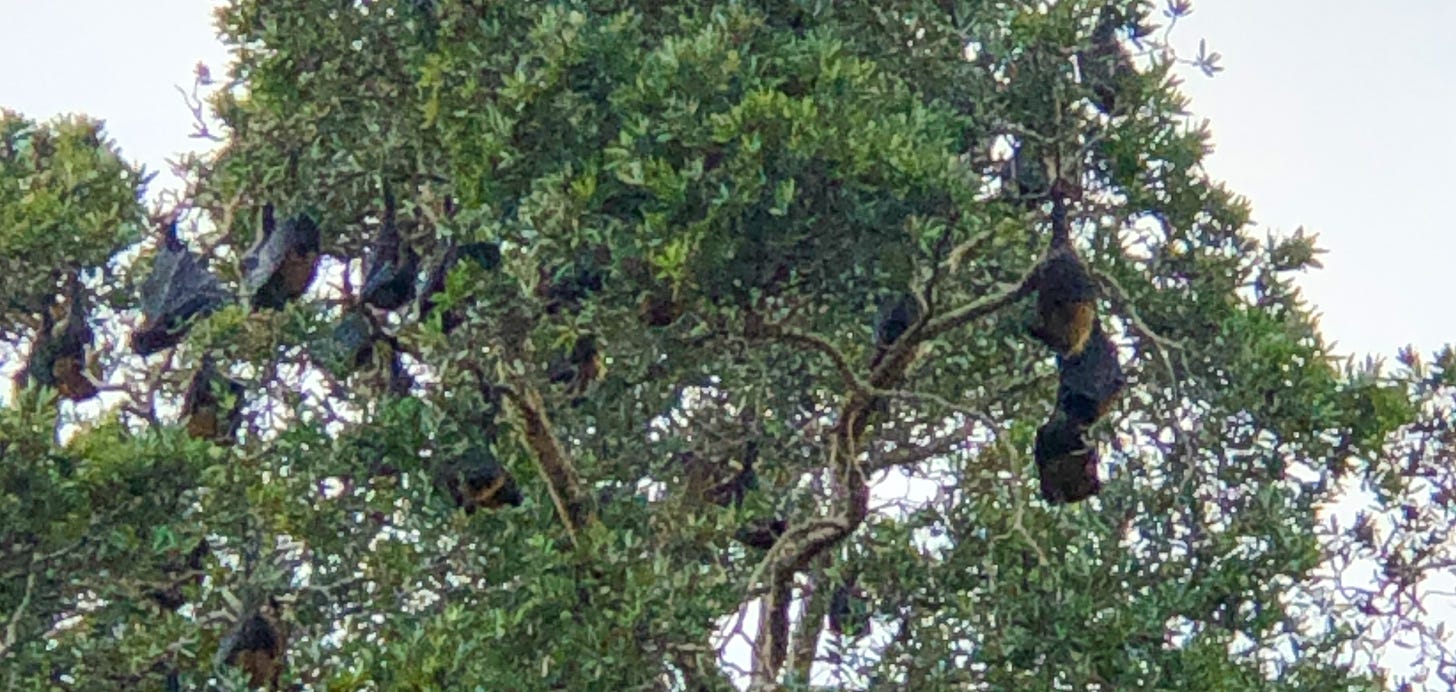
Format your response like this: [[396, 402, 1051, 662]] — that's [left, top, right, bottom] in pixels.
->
[[3, 1, 1455, 690]]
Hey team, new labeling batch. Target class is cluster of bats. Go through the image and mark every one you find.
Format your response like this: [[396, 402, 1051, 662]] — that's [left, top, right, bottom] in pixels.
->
[[1027, 203, 1127, 504], [20, 200, 1128, 686], [17, 188, 666, 686]]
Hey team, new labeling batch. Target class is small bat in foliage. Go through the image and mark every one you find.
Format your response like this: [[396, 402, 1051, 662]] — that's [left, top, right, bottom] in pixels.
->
[[1055, 320, 1127, 426], [317, 307, 411, 393], [871, 291, 921, 368], [221, 599, 286, 689], [243, 205, 320, 311], [1030, 204, 1097, 357], [27, 275, 98, 401], [418, 239, 501, 333], [132, 221, 230, 356], [1078, 6, 1138, 115], [1004, 142, 1051, 210], [331, 308, 379, 373], [182, 356, 245, 444], [734, 517, 788, 550], [361, 187, 420, 311], [682, 438, 760, 510], [538, 245, 610, 315], [438, 445, 522, 513], [638, 290, 683, 327], [827, 574, 869, 639], [147, 538, 210, 611], [547, 333, 603, 402], [1033, 410, 1101, 505]]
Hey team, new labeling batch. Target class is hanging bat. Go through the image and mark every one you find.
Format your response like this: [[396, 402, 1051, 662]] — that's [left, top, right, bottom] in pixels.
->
[[682, 438, 760, 510], [322, 308, 379, 377], [27, 274, 98, 401], [538, 245, 609, 315], [1078, 6, 1138, 114], [438, 445, 522, 513], [360, 187, 420, 311], [1029, 203, 1097, 357], [1033, 410, 1101, 505], [147, 538, 210, 611], [182, 356, 245, 444], [221, 599, 286, 689], [871, 291, 921, 368], [638, 290, 683, 327], [132, 221, 231, 356], [1003, 141, 1051, 211], [243, 205, 320, 311], [733, 517, 788, 550], [418, 240, 502, 333], [1055, 319, 1127, 426], [827, 573, 869, 639], [546, 333, 603, 401]]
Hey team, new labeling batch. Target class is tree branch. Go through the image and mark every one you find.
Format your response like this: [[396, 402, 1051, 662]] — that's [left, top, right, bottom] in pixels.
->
[[917, 272, 1036, 344], [789, 559, 831, 682], [667, 642, 736, 692], [751, 578, 794, 688], [744, 268, 1036, 689], [758, 324, 872, 399], [0, 561, 38, 660], [501, 382, 592, 549]]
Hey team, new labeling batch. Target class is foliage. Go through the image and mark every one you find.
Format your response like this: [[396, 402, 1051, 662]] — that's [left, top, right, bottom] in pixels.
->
[[2, 1, 1454, 690], [0, 110, 148, 326]]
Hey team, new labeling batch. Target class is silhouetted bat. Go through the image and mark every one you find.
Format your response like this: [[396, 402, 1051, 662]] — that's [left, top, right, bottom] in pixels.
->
[[546, 333, 602, 400], [734, 517, 788, 550], [417, 240, 501, 333], [1033, 411, 1101, 505], [438, 445, 522, 513], [182, 356, 245, 444], [1055, 320, 1127, 426], [538, 246, 609, 315], [132, 221, 230, 356], [871, 292, 921, 368], [361, 188, 420, 311], [638, 290, 682, 327], [243, 205, 320, 311], [1030, 206, 1097, 357], [147, 538, 210, 611], [222, 602, 285, 689], [27, 275, 98, 401], [1078, 6, 1138, 114], [682, 439, 760, 509]]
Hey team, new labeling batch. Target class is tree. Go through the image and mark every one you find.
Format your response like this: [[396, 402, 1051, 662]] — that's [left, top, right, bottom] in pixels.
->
[[3, 1, 1454, 689]]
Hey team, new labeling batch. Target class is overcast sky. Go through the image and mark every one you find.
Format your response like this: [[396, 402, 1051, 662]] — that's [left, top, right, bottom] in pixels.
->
[[1, 0, 1450, 685]]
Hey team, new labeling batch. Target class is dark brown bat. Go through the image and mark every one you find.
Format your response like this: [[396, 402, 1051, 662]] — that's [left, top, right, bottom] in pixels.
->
[[1033, 411, 1101, 505], [1030, 202, 1097, 357], [132, 221, 230, 356], [360, 187, 420, 311], [27, 275, 98, 401], [418, 239, 501, 333], [546, 333, 602, 402], [438, 445, 522, 513], [1055, 320, 1127, 426], [243, 205, 320, 311], [222, 600, 286, 689], [182, 356, 245, 444]]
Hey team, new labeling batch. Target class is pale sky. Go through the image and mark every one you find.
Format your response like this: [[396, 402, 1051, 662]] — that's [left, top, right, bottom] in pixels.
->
[[2, 0, 1450, 686]]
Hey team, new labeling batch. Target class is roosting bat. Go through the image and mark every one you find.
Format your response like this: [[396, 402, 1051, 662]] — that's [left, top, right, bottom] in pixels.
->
[[132, 221, 230, 356]]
